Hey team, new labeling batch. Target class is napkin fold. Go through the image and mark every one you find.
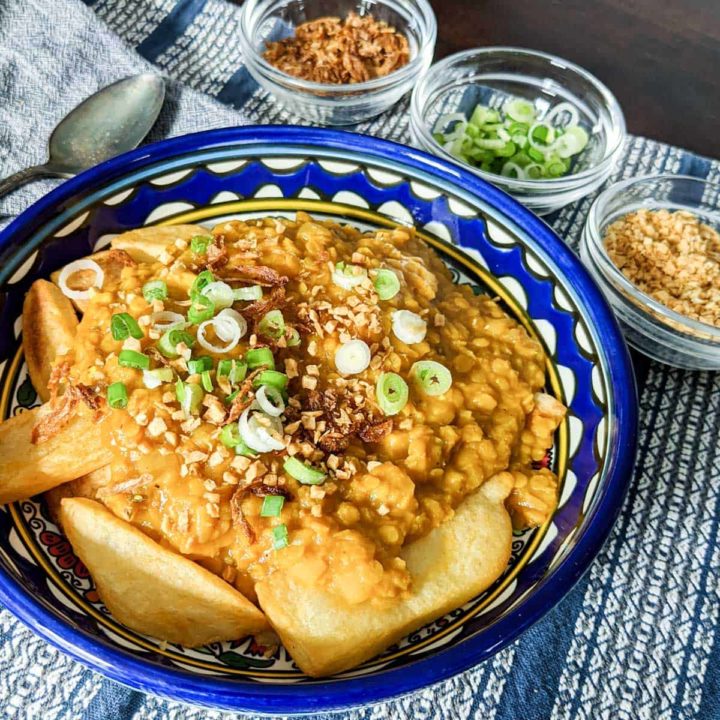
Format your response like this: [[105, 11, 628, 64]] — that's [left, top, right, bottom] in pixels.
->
[[0, 0, 244, 223]]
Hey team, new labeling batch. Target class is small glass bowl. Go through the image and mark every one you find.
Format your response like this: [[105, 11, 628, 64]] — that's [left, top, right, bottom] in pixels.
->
[[239, 0, 436, 126], [581, 174, 720, 370], [410, 47, 626, 215]]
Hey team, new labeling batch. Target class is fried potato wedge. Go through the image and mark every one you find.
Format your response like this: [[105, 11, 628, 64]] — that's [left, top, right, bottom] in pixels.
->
[[22, 280, 78, 402], [255, 473, 514, 677], [60, 498, 268, 645], [110, 224, 208, 263], [0, 407, 112, 505], [50, 249, 137, 313], [44, 466, 111, 527]]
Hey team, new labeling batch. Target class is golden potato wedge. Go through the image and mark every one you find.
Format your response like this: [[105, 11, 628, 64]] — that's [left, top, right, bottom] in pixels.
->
[[110, 224, 209, 263], [44, 466, 111, 527], [50, 249, 136, 313], [255, 473, 514, 677], [0, 407, 112, 505], [22, 280, 78, 402], [60, 498, 268, 645]]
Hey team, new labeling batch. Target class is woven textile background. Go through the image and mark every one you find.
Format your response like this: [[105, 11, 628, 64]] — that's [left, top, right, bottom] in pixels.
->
[[1, 1, 719, 718]]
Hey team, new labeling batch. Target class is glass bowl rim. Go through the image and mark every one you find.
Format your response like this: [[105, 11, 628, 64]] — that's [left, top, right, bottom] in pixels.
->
[[238, 0, 437, 95], [410, 46, 627, 191], [583, 173, 720, 340]]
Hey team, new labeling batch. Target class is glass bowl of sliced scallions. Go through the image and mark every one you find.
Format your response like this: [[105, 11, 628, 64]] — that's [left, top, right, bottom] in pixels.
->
[[410, 47, 626, 214]]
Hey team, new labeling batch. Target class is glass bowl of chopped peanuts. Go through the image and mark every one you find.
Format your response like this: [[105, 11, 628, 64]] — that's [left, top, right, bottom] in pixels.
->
[[238, 0, 436, 125], [581, 174, 720, 369]]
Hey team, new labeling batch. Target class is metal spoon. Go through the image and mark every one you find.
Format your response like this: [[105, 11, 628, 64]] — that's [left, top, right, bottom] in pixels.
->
[[0, 74, 165, 199]]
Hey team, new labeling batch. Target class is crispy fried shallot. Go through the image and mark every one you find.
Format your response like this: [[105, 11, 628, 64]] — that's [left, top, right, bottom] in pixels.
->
[[246, 483, 292, 498], [230, 488, 256, 544], [205, 237, 229, 271], [225, 265, 288, 288], [97, 473, 153, 498], [226, 368, 264, 424], [242, 287, 287, 321], [307, 389, 392, 452], [31, 391, 80, 445], [31, 365, 104, 444], [107, 248, 137, 269], [357, 418, 393, 443]]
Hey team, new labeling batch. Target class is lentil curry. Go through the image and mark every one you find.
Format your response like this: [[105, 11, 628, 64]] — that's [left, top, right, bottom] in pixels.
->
[[39, 213, 565, 671]]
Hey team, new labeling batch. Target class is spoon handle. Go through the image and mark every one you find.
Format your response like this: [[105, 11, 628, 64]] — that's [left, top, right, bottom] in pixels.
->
[[0, 166, 48, 199]]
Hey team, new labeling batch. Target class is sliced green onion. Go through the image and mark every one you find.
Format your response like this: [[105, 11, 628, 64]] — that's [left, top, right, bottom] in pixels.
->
[[335, 339, 371, 375], [190, 270, 214, 298], [187, 356, 213, 374], [176, 380, 204, 415], [118, 349, 150, 370], [433, 98, 588, 180], [184, 383, 204, 415], [257, 309, 285, 340], [286, 328, 301, 347], [201, 281, 234, 310], [142, 279, 168, 303], [411, 360, 453, 396], [253, 370, 288, 391], [225, 388, 241, 405], [196, 310, 245, 354], [372, 268, 401, 300], [107, 382, 128, 409], [157, 327, 195, 358], [470, 105, 499, 125], [260, 495, 284, 518], [150, 311, 185, 333], [235, 439, 258, 457], [201, 370, 213, 392], [111, 312, 144, 341], [560, 126, 589, 155], [220, 422, 241, 448], [188, 294, 215, 324], [218, 358, 248, 385], [501, 162, 524, 179], [233, 285, 263, 301], [190, 235, 212, 254], [272, 523, 288, 550], [546, 158, 568, 177], [474, 137, 507, 150], [375, 372, 408, 416], [255, 385, 285, 417], [527, 147, 546, 163], [391, 310, 427, 345], [239, 407, 285, 453], [505, 98, 535, 124], [525, 163, 544, 180], [246, 347, 275, 370], [332, 261, 367, 290], [143, 367, 173, 389], [283, 457, 326, 485]]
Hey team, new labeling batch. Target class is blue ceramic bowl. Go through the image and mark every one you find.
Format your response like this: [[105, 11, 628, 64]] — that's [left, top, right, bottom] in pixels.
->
[[0, 126, 637, 714]]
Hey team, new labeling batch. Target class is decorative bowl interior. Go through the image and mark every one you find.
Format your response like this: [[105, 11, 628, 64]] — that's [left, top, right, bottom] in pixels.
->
[[0, 127, 636, 714]]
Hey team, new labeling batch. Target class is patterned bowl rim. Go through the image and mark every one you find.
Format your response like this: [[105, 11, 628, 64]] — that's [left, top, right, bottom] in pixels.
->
[[0, 126, 638, 714]]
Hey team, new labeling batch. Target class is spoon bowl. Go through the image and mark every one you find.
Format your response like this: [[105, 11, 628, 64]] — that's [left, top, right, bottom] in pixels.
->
[[0, 74, 165, 196], [46, 74, 166, 176]]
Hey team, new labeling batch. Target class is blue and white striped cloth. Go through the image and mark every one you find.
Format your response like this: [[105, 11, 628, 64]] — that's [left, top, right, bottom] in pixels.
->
[[1, 1, 719, 718]]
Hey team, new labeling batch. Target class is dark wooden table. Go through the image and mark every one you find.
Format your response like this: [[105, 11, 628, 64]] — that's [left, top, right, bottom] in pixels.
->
[[431, 0, 720, 159], [429, 0, 720, 389]]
